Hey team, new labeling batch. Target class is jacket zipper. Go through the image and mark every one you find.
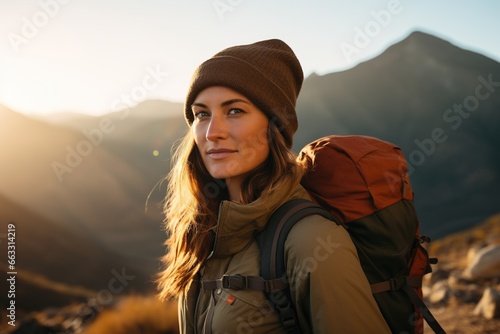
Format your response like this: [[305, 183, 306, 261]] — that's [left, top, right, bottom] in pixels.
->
[[194, 201, 228, 333], [206, 201, 227, 260]]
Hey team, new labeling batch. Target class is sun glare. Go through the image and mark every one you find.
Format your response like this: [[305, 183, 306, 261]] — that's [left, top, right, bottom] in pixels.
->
[[0, 57, 77, 116]]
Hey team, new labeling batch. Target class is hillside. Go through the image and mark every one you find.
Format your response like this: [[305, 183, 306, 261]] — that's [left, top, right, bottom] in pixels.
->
[[428, 213, 500, 268], [0, 194, 154, 312], [422, 213, 500, 333], [0, 30, 499, 315], [4, 212, 498, 334], [295, 31, 500, 239], [0, 104, 169, 272]]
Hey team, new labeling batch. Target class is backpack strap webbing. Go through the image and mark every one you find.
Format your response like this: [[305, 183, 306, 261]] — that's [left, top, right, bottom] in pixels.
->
[[256, 198, 335, 334], [201, 275, 288, 292], [258, 198, 446, 334], [370, 275, 422, 293], [402, 284, 447, 334], [371, 277, 446, 334]]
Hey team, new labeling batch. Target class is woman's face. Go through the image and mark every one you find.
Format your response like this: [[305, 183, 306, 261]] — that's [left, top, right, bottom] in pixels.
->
[[191, 86, 270, 196]]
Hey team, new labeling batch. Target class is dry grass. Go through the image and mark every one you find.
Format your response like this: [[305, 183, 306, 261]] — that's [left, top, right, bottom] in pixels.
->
[[425, 304, 500, 334], [83, 294, 178, 334], [428, 213, 500, 269], [423, 213, 500, 334]]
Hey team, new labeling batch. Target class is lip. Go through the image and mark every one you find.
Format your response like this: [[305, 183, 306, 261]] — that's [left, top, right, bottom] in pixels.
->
[[207, 148, 237, 159]]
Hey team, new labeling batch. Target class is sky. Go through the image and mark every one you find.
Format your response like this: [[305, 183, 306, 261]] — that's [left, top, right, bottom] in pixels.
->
[[0, 0, 499, 117]]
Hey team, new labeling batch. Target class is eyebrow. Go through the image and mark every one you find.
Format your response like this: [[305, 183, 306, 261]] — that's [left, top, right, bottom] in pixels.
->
[[191, 98, 251, 109]]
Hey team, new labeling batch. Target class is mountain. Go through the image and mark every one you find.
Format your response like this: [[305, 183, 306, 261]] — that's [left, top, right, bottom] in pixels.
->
[[1, 30, 499, 312], [0, 194, 153, 311], [0, 103, 174, 277], [7, 213, 500, 333], [295, 31, 500, 239], [0, 101, 189, 311]]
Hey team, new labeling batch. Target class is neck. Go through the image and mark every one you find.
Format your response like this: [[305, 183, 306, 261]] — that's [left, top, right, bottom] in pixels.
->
[[226, 178, 244, 203]]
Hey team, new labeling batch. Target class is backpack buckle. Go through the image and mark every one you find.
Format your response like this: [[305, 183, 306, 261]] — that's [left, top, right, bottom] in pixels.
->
[[221, 275, 247, 290], [389, 276, 407, 290]]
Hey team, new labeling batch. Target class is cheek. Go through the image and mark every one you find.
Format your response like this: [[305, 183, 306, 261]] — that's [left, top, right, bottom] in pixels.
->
[[192, 126, 207, 162], [255, 126, 270, 151], [240, 127, 270, 162], [192, 124, 205, 146]]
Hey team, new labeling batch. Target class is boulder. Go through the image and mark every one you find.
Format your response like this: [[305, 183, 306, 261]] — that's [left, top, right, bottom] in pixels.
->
[[428, 280, 450, 304], [466, 244, 483, 265], [427, 266, 450, 285], [463, 244, 500, 280], [473, 288, 500, 319], [447, 271, 466, 288]]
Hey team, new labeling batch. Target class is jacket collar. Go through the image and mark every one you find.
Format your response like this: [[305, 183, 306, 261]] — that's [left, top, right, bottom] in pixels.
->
[[209, 176, 310, 258]]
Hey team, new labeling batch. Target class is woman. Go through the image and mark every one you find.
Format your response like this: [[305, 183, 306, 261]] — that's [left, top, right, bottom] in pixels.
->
[[157, 39, 390, 333]]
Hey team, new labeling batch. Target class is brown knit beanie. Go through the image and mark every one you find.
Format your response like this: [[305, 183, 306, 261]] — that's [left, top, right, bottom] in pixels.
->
[[184, 39, 303, 148]]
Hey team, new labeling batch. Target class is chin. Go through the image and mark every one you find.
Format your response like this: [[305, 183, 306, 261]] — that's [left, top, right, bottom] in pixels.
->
[[208, 167, 242, 181]]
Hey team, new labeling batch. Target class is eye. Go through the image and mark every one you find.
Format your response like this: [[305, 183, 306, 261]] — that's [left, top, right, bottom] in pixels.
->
[[193, 110, 210, 119], [228, 108, 244, 115]]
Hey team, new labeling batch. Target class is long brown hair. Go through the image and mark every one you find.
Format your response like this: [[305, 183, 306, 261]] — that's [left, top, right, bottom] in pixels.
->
[[156, 120, 303, 300]]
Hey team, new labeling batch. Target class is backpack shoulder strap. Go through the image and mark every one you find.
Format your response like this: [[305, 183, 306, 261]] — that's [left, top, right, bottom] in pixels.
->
[[256, 198, 335, 333], [258, 198, 336, 279]]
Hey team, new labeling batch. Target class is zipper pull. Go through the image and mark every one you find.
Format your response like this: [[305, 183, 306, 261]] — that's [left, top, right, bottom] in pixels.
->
[[206, 250, 215, 260]]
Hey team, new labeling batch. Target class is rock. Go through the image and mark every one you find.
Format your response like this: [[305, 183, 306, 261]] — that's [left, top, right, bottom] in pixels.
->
[[422, 285, 432, 298], [428, 266, 450, 285], [462, 284, 484, 304], [466, 244, 483, 265], [428, 280, 450, 304], [447, 271, 464, 288], [447, 285, 482, 306], [463, 244, 500, 280], [473, 288, 500, 319]]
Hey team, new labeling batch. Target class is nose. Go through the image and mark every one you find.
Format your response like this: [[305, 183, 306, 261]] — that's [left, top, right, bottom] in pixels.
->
[[206, 114, 228, 141]]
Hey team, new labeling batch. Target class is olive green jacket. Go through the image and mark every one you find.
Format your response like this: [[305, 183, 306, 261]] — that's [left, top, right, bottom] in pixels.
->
[[178, 177, 391, 333]]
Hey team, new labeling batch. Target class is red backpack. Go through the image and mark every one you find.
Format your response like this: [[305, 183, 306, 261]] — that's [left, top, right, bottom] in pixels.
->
[[201, 135, 445, 333], [256, 135, 445, 333]]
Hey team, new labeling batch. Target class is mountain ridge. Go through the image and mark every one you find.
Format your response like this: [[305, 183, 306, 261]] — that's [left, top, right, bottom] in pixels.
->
[[1, 30, 499, 312], [295, 31, 500, 238], [0, 193, 154, 311]]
